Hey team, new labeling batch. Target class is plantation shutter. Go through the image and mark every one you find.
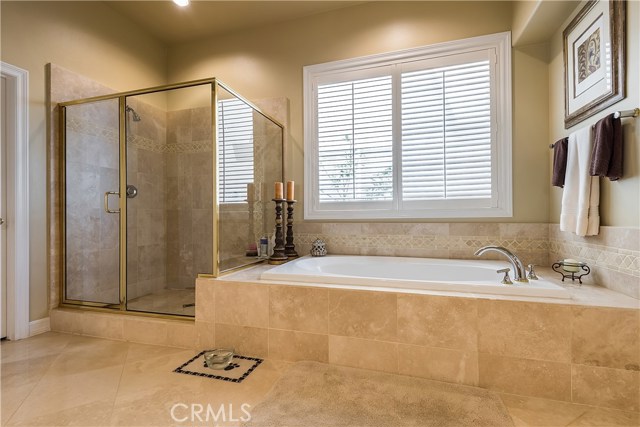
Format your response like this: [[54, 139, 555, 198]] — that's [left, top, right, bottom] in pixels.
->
[[316, 76, 393, 202], [401, 60, 492, 201], [304, 32, 511, 219], [218, 99, 254, 203]]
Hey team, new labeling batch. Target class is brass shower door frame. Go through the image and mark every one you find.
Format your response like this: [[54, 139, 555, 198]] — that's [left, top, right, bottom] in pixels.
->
[[58, 78, 284, 318]]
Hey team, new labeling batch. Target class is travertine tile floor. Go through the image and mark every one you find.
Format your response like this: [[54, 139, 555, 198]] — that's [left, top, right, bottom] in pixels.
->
[[1, 333, 639, 427]]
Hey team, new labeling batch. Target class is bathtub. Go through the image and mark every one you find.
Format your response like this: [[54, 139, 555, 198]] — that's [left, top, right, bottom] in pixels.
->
[[260, 255, 571, 299]]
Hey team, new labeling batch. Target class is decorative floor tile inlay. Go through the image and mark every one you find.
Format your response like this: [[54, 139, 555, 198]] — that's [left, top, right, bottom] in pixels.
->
[[174, 351, 262, 383]]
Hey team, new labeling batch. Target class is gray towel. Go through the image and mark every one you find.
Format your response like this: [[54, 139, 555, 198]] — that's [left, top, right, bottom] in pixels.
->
[[552, 137, 568, 187], [589, 114, 623, 180]]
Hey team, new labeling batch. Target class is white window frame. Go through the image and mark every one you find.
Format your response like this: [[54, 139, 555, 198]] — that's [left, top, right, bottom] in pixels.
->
[[303, 32, 512, 220]]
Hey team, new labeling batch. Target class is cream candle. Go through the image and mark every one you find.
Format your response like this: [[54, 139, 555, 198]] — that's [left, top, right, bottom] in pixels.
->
[[274, 182, 284, 199], [286, 181, 295, 200]]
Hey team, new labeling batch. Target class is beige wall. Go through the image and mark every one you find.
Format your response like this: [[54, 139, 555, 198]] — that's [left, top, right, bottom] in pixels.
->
[[0, 1, 168, 321], [167, 1, 551, 224], [548, 1, 640, 227]]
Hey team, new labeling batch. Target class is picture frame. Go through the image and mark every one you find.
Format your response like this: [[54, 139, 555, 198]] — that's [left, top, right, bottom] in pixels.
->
[[563, 0, 626, 129]]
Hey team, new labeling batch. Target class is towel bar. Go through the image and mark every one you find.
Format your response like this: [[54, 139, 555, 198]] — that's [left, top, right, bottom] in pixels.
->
[[613, 108, 639, 119], [549, 108, 638, 148]]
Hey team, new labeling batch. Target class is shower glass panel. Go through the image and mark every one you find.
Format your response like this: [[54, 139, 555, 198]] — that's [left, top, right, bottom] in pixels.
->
[[60, 78, 284, 319], [64, 98, 120, 306], [125, 85, 212, 316], [217, 86, 283, 273]]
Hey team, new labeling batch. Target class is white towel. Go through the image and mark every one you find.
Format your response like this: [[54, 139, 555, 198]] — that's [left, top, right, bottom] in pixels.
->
[[560, 126, 600, 236]]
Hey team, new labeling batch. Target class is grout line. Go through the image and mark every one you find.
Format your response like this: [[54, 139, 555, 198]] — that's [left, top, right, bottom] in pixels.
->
[[4, 380, 40, 425], [3, 345, 62, 426], [107, 343, 130, 424]]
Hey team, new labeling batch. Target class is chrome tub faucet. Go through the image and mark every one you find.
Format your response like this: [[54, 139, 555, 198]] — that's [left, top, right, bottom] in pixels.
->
[[474, 245, 529, 283]]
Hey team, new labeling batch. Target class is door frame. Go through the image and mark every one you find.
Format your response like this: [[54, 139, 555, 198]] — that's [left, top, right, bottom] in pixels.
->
[[1, 62, 30, 340]]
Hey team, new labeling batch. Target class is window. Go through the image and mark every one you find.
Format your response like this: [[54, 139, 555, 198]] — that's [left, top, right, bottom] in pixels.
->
[[218, 98, 254, 203], [304, 32, 512, 219], [317, 75, 393, 202]]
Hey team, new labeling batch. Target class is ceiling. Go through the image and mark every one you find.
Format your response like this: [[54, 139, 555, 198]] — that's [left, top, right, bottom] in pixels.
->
[[105, 1, 364, 45]]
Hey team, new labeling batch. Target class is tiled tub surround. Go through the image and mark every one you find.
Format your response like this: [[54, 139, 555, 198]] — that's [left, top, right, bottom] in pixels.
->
[[198, 274, 638, 413]]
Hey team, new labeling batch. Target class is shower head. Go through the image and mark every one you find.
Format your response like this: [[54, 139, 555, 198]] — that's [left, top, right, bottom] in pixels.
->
[[125, 105, 141, 122]]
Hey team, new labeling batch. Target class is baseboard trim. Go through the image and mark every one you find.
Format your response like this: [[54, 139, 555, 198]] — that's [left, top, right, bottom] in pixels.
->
[[29, 317, 51, 337]]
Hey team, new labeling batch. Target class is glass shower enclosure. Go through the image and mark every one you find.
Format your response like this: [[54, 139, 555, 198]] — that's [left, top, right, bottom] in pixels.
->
[[59, 79, 283, 317]]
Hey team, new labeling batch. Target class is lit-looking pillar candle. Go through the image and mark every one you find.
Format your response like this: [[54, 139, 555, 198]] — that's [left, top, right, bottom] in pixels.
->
[[286, 181, 295, 200], [274, 182, 284, 199]]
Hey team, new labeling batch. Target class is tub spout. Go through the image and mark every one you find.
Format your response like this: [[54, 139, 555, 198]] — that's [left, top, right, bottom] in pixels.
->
[[474, 246, 528, 283]]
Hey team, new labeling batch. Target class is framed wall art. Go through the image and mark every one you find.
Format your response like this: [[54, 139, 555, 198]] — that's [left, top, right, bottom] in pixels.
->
[[563, 0, 626, 128]]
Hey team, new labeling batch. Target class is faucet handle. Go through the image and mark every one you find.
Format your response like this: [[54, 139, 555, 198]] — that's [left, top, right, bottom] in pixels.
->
[[496, 268, 513, 285], [527, 264, 538, 280]]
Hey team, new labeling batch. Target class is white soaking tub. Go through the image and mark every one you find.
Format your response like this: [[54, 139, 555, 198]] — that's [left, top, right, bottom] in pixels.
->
[[260, 255, 571, 299]]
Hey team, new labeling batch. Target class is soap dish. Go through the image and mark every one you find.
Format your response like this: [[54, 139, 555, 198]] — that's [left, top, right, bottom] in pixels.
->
[[551, 260, 590, 284], [203, 348, 235, 370]]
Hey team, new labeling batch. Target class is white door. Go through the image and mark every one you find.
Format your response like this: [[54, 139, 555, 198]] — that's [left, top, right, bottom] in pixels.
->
[[1, 76, 8, 339]]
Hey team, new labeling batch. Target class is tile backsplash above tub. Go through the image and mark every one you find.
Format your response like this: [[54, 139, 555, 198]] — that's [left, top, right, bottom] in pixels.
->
[[296, 222, 550, 269], [549, 225, 639, 299], [294, 222, 639, 299]]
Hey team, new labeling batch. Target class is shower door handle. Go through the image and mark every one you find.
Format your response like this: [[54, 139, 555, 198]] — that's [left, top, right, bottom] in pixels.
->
[[104, 191, 120, 214]]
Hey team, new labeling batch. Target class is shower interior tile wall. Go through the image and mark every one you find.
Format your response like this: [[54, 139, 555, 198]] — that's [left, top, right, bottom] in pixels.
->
[[127, 103, 216, 296], [164, 107, 213, 288], [128, 100, 285, 277], [56, 67, 218, 302], [126, 98, 168, 299]]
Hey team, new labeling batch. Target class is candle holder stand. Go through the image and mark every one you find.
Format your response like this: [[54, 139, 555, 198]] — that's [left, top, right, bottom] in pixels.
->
[[269, 198, 288, 265], [285, 200, 298, 258]]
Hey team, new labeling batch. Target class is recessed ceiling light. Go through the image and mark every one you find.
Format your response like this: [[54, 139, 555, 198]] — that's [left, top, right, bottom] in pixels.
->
[[173, 0, 189, 7]]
